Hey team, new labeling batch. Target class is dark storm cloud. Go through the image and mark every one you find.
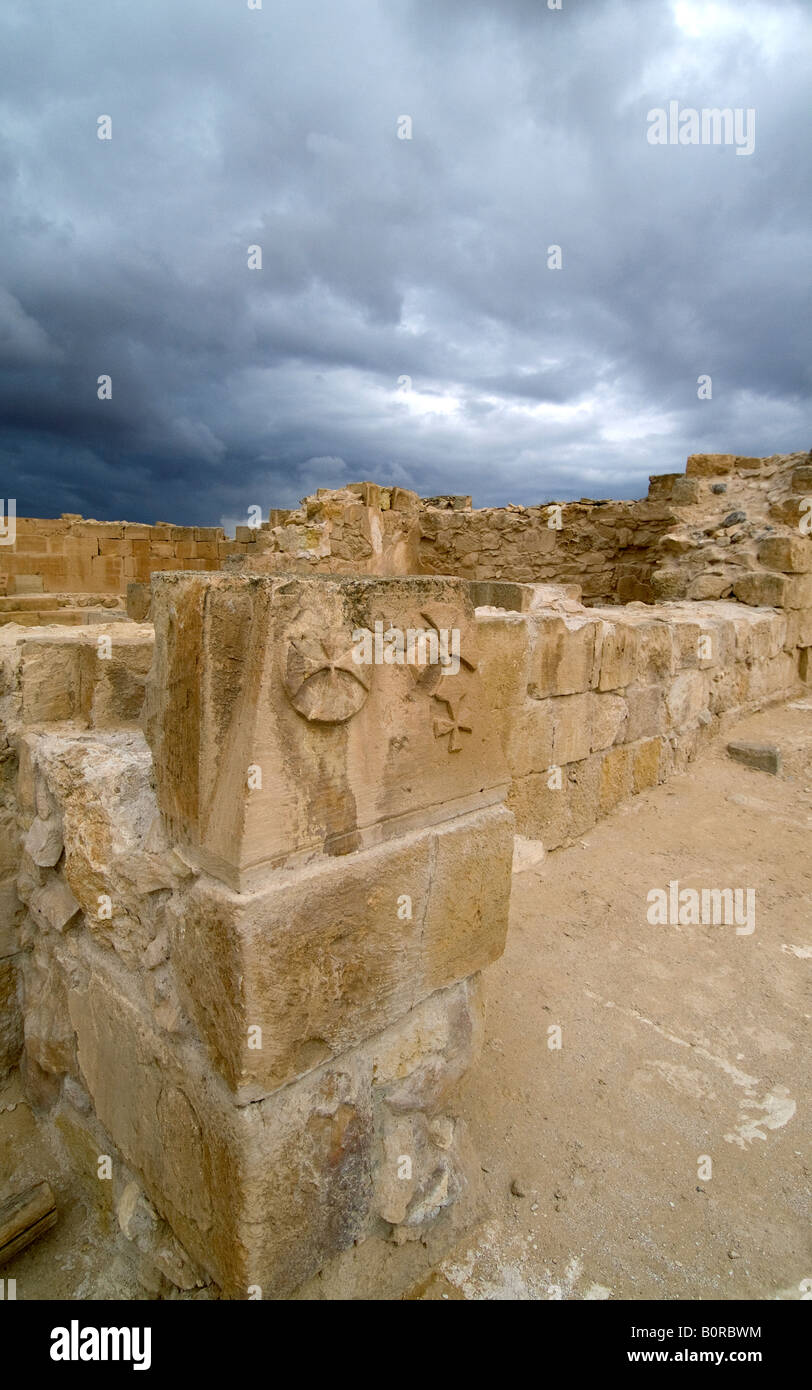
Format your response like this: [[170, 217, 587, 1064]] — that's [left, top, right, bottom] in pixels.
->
[[0, 0, 809, 526]]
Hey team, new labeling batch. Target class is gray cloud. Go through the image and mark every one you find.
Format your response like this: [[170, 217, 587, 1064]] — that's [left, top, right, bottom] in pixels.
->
[[1, 0, 809, 525]]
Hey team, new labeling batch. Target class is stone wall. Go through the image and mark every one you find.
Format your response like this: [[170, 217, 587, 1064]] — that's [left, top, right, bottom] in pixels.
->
[[0, 575, 514, 1297], [0, 515, 230, 598], [474, 583, 803, 850]]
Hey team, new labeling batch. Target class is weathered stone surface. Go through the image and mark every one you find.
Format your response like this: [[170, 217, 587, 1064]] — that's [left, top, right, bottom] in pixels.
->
[[29, 874, 82, 933], [512, 835, 546, 874], [145, 574, 508, 890], [168, 806, 512, 1096], [529, 615, 598, 697], [665, 670, 708, 727], [0, 957, 23, 1075], [590, 693, 628, 751], [24, 813, 64, 867], [733, 572, 786, 608], [726, 741, 781, 775], [599, 745, 633, 813], [598, 621, 639, 691], [66, 959, 483, 1296], [758, 536, 812, 573], [552, 693, 593, 765], [0, 879, 20, 957], [685, 453, 736, 477]]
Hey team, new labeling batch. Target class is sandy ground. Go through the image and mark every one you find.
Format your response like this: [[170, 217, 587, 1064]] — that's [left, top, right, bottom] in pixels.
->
[[415, 699, 812, 1299], [3, 700, 810, 1301]]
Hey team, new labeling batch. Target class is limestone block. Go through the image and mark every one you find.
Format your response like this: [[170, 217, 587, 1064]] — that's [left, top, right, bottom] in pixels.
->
[[784, 610, 812, 649], [29, 874, 82, 932], [77, 630, 153, 727], [0, 810, 20, 879], [590, 693, 628, 751], [390, 488, 420, 513], [685, 454, 735, 477], [22, 729, 190, 967], [551, 693, 593, 765], [624, 685, 665, 742], [507, 754, 601, 848], [512, 835, 546, 874], [733, 572, 786, 607], [671, 477, 701, 504], [0, 878, 20, 957], [599, 745, 633, 813], [475, 609, 531, 719], [731, 610, 786, 663], [758, 536, 812, 573], [67, 961, 483, 1297], [727, 741, 781, 775], [791, 465, 812, 492], [597, 620, 639, 691], [126, 582, 152, 621], [529, 614, 598, 698], [144, 574, 508, 890], [784, 574, 812, 609], [635, 620, 677, 681], [0, 957, 22, 1075], [20, 640, 81, 722], [21, 949, 77, 1078], [666, 670, 708, 728], [507, 700, 555, 777], [632, 737, 663, 792], [168, 805, 512, 1096], [742, 652, 797, 701], [24, 812, 63, 867], [688, 574, 731, 601]]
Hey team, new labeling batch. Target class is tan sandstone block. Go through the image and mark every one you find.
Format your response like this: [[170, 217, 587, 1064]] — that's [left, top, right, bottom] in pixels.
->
[[552, 693, 593, 765], [67, 961, 482, 1297], [685, 453, 735, 477], [733, 572, 786, 607], [758, 536, 812, 573], [666, 670, 708, 728], [783, 574, 812, 609], [632, 738, 662, 792], [529, 615, 598, 697], [169, 805, 512, 1096], [144, 574, 508, 890], [599, 745, 633, 814], [598, 620, 639, 691], [20, 640, 81, 722], [590, 693, 628, 751], [624, 686, 666, 742], [507, 700, 555, 777]]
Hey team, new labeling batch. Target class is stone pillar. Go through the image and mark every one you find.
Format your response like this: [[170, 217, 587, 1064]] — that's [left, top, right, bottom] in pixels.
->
[[95, 572, 513, 1296]]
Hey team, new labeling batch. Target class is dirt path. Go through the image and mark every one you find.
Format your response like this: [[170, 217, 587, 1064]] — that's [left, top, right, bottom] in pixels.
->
[[417, 700, 812, 1299]]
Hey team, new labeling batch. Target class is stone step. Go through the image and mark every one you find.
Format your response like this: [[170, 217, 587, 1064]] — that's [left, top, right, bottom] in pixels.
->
[[0, 594, 64, 612]]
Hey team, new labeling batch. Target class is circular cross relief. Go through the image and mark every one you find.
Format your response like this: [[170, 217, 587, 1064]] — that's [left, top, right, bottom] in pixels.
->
[[282, 629, 370, 723]]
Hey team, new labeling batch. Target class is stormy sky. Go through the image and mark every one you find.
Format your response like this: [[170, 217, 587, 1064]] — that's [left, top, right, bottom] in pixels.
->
[[1, 0, 809, 528]]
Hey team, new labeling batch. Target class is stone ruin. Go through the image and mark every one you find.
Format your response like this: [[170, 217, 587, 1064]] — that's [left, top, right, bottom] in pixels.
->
[[0, 448, 810, 1296]]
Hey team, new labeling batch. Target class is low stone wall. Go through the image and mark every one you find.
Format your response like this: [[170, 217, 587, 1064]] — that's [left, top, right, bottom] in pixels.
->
[[475, 584, 803, 849], [0, 515, 231, 596]]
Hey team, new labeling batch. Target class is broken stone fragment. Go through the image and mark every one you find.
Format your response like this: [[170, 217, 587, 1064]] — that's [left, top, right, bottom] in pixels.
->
[[23, 814, 63, 868], [29, 875, 81, 932], [512, 835, 546, 874], [726, 741, 781, 775]]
